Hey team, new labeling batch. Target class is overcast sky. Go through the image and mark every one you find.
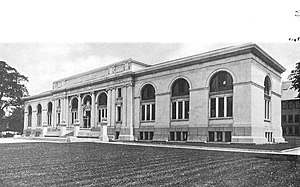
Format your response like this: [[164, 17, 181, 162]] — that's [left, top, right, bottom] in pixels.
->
[[0, 0, 300, 96]]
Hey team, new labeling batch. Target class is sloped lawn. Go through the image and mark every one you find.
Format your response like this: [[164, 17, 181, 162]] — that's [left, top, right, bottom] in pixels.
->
[[0, 142, 299, 186]]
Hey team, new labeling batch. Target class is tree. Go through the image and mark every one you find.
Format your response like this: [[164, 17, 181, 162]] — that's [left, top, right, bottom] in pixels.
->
[[289, 62, 300, 97], [0, 61, 28, 129], [5, 107, 24, 133]]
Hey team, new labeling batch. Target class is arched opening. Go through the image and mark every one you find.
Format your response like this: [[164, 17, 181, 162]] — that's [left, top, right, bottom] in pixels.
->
[[264, 76, 271, 122], [97, 93, 107, 123], [171, 78, 190, 120], [83, 95, 92, 128], [141, 84, 155, 121], [71, 97, 78, 124], [140, 84, 156, 140], [28, 105, 32, 127], [37, 104, 42, 127], [208, 71, 233, 142], [209, 71, 233, 118], [47, 102, 52, 126]]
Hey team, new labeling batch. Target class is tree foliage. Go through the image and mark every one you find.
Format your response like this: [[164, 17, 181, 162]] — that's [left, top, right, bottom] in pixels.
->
[[289, 62, 300, 97], [0, 61, 28, 129]]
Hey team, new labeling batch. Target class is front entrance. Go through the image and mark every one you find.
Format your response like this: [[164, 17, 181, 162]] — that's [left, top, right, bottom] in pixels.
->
[[83, 111, 91, 128]]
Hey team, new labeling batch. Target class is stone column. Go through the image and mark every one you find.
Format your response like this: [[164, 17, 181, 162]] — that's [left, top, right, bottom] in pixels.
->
[[107, 89, 111, 127], [77, 94, 82, 128], [52, 99, 56, 129], [122, 85, 127, 126], [127, 84, 134, 141], [65, 96, 69, 127], [111, 88, 116, 127], [91, 92, 95, 128]]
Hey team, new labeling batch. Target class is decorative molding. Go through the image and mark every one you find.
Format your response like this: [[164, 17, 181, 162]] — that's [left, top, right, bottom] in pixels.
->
[[155, 92, 170, 96], [190, 87, 209, 92]]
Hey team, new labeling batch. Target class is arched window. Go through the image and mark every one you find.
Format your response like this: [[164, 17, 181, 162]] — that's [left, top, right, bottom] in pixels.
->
[[83, 95, 92, 128], [28, 105, 32, 127], [141, 84, 155, 122], [47, 102, 52, 126], [264, 76, 271, 121], [97, 93, 107, 123], [37, 104, 42, 127], [171, 78, 189, 120], [71, 97, 78, 124], [209, 71, 233, 118]]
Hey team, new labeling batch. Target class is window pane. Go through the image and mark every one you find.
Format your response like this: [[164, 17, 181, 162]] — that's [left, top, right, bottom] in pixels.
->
[[152, 104, 155, 120], [227, 96, 233, 117], [145, 132, 149, 140], [295, 115, 300, 123], [150, 132, 154, 140], [178, 101, 183, 119], [141, 84, 155, 100], [288, 101, 293, 109], [172, 102, 176, 119], [282, 115, 287, 123], [217, 131, 223, 141], [183, 131, 188, 141], [282, 101, 287, 109], [185, 101, 189, 119], [218, 97, 224, 117], [146, 104, 151, 120], [288, 115, 293, 123], [140, 132, 143, 140], [211, 98, 216, 117], [142, 105, 145, 121], [170, 132, 175, 141], [176, 131, 181, 141], [296, 100, 300, 109], [208, 132, 214, 141]]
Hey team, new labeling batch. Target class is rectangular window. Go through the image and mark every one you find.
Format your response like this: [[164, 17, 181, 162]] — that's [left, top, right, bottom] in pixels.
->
[[139, 132, 143, 140], [28, 116, 32, 127], [48, 114, 52, 126], [152, 104, 155, 120], [288, 115, 293, 123], [283, 127, 286, 135], [218, 97, 224, 117], [142, 105, 145, 121], [178, 101, 183, 119], [217, 131, 223, 141], [288, 101, 293, 109], [295, 115, 300, 123], [210, 98, 216, 117], [264, 99, 270, 120], [57, 113, 60, 124], [172, 102, 176, 119], [146, 104, 151, 120], [117, 106, 122, 122], [208, 132, 214, 141], [145, 132, 149, 140], [295, 127, 300, 135], [225, 132, 231, 142], [170, 132, 175, 141], [183, 131, 188, 141], [185, 101, 189, 119], [296, 100, 300, 109], [150, 132, 154, 140], [176, 131, 181, 141], [117, 88, 122, 98], [282, 115, 287, 123], [58, 99, 61, 107], [282, 101, 287, 109], [288, 127, 293, 135], [227, 97, 233, 117]]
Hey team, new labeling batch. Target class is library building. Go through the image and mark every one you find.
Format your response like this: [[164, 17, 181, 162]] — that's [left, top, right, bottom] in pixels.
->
[[23, 43, 286, 144]]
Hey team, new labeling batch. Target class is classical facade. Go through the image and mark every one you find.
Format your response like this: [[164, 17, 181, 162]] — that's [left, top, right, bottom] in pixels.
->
[[23, 43, 286, 144], [281, 81, 300, 144]]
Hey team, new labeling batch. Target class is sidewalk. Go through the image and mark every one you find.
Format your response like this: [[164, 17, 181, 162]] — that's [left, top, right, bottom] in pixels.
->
[[2, 137, 299, 156]]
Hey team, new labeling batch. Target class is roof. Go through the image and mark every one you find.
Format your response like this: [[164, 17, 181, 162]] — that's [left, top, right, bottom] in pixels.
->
[[282, 81, 299, 100], [23, 43, 287, 101]]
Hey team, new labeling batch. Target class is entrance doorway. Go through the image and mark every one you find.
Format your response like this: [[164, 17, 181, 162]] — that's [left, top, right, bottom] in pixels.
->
[[84, 111, 91, 128]]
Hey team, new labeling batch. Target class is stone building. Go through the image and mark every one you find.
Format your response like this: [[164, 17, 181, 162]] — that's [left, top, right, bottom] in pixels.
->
[[281, 81, 300, 144], [23, 43, 286, 144]]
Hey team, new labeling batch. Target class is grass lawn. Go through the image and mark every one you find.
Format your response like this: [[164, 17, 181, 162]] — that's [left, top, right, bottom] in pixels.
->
[[0, 142, 299, 186]]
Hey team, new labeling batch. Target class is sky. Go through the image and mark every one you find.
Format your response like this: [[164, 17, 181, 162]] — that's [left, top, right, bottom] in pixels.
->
[[0, 0, 300, 96]]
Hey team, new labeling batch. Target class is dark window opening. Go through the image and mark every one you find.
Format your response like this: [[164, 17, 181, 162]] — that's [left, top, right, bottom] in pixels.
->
[[170, 132, 175, 141], [208, 132, 214, 141]]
